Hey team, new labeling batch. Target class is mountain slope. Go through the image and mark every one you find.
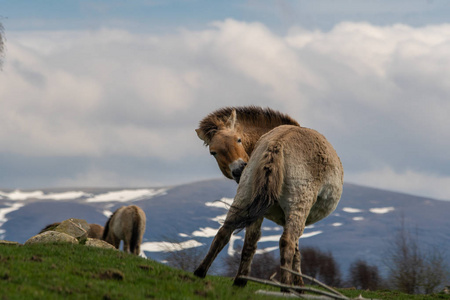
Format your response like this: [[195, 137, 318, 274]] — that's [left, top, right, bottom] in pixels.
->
[[1, 179, 449, 277]]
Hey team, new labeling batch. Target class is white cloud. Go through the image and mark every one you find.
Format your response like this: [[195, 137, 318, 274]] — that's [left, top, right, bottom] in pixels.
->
[[347, 167, 450, 201], [1, 21, 450, 197]]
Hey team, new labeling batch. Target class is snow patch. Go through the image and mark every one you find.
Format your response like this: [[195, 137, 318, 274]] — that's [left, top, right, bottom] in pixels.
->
[[205, 197, 233, 209], [0, 203, 25, 239], [262, 226, 282, 231], [256, 246, 278, 254], [0, 190, 44, 200], [210, 214, 226, 225], [227, 233, 243, 256], [370, 207, 395, 214], [192, 227, 218, 238], [141, 240, 203, 252], [41, 191, 92, 200], [342, 207, 363, 213], [86, 188, 167, 202], [300, 230, 323, 238], [259, 235, 281, 243]]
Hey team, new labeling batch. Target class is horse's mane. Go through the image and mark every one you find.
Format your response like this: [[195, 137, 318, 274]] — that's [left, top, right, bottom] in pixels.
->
[[197, 106, 300, 144]]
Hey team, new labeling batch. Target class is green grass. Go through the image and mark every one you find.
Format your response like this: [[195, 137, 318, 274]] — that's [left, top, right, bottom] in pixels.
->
[[0, 243, 449, 299]]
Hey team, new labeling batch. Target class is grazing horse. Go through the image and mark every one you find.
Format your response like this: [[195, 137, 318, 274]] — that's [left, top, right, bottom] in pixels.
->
[[194, 106, 344, 287], [102, 205, 146, 255]]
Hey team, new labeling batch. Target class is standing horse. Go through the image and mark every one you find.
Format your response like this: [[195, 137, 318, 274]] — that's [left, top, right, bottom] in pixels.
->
[[194, 106, 344, 287], [102, 205, 146, 255]]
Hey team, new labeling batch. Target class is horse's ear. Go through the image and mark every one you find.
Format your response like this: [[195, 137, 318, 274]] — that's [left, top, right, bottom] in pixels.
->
[[196, 128, 210, 145], [225, 109, 237, 130]]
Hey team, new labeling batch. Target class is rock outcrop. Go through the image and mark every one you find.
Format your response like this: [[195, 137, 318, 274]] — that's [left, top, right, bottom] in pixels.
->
[[7, 218, 117, 251], [25, 230, 78, 245]]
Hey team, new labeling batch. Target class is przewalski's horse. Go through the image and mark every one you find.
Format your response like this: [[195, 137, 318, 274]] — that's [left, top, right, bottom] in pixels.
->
[[194, 106, 344, 287], [102, 205, 146, 255]]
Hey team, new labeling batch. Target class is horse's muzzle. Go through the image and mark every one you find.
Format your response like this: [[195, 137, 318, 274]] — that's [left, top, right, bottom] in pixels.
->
[[231, 161, 247, 183]]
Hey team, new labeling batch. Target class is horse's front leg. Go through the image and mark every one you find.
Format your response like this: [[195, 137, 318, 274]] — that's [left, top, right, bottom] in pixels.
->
[[233, 217, 263, 287], [194, 224, 234, 278]]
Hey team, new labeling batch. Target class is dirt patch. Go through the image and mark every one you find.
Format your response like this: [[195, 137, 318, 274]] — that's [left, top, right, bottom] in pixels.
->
[[98, 269, 124, 281], [138, 265, 153, 271], [194, 289, 208, 297], [178, 274, 195, 282], [29, 255, 43, 262], [1, 272, 9, 280]]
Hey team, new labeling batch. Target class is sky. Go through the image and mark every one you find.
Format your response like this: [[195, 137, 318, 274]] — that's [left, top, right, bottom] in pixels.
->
[[1, 0, 450, 201]]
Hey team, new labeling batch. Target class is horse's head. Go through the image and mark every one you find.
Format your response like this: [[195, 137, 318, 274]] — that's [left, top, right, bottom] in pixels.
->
[[196, 109, 249, 183]]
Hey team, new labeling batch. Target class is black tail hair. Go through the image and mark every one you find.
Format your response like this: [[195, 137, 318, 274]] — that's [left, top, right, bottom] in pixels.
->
[[226, 141, 284, 231], [129, 209, 141, 253]]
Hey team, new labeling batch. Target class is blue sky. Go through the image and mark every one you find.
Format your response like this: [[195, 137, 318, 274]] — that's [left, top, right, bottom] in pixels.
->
[[3, 0, 450, 32], [1, 1, 450, 201]]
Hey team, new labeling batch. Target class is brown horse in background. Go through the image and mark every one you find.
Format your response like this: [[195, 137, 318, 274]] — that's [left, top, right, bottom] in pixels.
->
[[39, 222, 104, 239], [194, 106, 344, 287], [102, 205, 146, 255]]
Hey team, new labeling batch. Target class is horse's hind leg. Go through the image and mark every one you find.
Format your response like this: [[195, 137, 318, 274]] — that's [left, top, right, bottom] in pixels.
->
[[233, 217, 264, 287], [279, 210, 307, 286], [123, 236, 131, 253], [292, 242, 302, 286], [194, 224, 234, 278]]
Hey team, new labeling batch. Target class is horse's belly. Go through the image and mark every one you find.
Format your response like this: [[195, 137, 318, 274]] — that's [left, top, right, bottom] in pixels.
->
[[265, 204, 285, 226], [306, 183, 342, 225]]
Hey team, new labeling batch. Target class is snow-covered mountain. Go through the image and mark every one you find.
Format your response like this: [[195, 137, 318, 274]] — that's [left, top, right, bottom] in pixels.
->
[[1, 179, 449, 277]]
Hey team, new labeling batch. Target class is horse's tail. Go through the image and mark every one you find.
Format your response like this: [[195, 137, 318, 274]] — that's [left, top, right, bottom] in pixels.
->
[[229, 140, 285, 230], [129, 206, 143, 254], [102, 215, 112, 241]]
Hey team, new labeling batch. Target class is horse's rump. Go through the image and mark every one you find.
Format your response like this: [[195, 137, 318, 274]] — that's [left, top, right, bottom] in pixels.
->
[[129, 206, 146, 254], [103, 205, 146, 255], [227, 125, 343, 229]]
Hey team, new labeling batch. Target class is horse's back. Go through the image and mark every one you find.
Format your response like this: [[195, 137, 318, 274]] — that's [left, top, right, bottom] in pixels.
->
[[254, 124, 343, 182]]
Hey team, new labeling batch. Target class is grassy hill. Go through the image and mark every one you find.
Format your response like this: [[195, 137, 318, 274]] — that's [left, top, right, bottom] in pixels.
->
[[0, 243, 448, 299]]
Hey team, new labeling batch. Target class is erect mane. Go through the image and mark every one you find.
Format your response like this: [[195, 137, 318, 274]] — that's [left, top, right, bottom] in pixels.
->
[[197, 106, 300, 145]]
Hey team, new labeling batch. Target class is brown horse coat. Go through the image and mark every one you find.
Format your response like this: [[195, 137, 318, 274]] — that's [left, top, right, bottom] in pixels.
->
[[102, 205, 146, 255], [194, 107, 344, 287]]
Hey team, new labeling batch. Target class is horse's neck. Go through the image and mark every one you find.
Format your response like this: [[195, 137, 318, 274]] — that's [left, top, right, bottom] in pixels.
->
[[242, 126, 275, 156]]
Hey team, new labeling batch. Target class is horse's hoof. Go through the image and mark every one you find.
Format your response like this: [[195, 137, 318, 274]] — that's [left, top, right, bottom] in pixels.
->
[[233, 277, 248, 287], [194, 269, 206, 278]]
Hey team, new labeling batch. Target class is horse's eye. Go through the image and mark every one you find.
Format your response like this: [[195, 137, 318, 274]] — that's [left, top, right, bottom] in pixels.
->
[[210, 151, 217, 156], [237, 138, 242, 143]]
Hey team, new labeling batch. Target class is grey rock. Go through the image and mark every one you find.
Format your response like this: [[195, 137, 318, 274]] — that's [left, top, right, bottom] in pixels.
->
[[85, 238, 117, 250], [0, 240, 21, 246], [25, 231, 78, 245], [54, 218, 89, 244]]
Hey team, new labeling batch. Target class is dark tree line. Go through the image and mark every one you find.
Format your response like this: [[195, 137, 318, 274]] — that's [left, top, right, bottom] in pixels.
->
[[164, 233, 447, 294], [384, 220, 449, 294]]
